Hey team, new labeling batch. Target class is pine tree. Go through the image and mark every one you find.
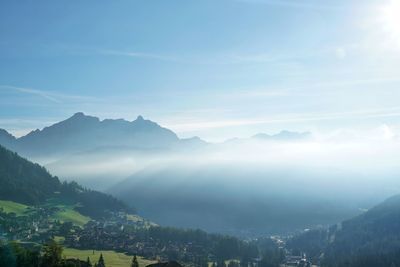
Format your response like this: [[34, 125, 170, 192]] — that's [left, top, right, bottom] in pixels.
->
[[228, 261, 239, 267], [41, 240, 63, 267], [217, 260, 226, 267], [97, 253, 106, 267], [86, 256, 92, 267], [131, 255, 139, 267]]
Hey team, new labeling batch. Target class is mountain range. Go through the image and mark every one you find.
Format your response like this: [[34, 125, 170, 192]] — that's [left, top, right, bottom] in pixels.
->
[[0, 113, 368, 237], [0, 112, 312, 159], [0, 112, 183, 158]]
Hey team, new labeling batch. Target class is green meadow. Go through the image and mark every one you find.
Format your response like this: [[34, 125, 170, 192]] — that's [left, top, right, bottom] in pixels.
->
[[63, 248, 156, 267], [0, 200, 29, 215], [0, 199, 90, 226], [52, 206, 90, 227]]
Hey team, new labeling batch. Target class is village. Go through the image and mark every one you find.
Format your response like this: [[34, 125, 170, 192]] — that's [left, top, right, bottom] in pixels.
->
[[65, 218, 215, 264], [0, 206, 65, 242], [0, 206, 212, 266], [1, 205, 316, 267]]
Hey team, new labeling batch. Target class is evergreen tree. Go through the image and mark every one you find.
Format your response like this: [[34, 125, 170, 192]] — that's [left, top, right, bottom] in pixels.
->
[[97, 253, 106, 267], [86, 257, 92, 267], [131, 255, 139, 267], [41, 240, 63, 267], [0, 241, 17, 267], [217, 259, 227, 267]]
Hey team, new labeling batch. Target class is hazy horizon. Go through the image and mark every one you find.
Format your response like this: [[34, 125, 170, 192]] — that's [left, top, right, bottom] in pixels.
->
[[1, 0, 400, 142]]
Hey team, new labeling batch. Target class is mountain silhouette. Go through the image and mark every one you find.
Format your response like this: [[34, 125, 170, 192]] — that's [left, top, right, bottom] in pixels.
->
[[0, 112, 184, 157]]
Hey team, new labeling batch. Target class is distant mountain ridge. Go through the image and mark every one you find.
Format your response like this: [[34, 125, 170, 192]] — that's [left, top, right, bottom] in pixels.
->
[[0, 129, 16, 148], [0, 113, 311, 159], [0, 112, 184, 157], [223, 130, 312, 146], [252, 130, 311, 141]]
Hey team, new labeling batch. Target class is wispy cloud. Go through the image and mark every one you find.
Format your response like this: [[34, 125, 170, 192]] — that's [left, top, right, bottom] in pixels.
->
[[167, 107, 400, 132], [32, 43, 180, 62], [0, 85, 61, 103], [227, 52, 297, 64], [0, 85, 99, 104], [98, 49, 178, 62], [235, 0, 345, 10]]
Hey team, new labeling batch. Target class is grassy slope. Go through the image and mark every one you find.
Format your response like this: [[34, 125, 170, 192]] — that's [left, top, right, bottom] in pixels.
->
[[126, 214, 158, 228], [126, 214, 143, 222], [63, 248, 156, 267], [0, 198, 90, 226], [52, 206, 90, 227], [0, 200, 29, 215]]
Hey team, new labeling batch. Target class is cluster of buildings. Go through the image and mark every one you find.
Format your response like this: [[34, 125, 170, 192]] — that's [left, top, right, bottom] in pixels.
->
[[0, 206, 64, 242], [284, 255, 312, 267], [65, 220, 209, 263]]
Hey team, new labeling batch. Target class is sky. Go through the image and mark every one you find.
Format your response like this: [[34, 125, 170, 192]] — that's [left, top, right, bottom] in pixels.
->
[[1, 0, 400, 141]]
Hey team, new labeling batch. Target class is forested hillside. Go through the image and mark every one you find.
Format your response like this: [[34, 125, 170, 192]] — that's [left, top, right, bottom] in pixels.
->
[[287, 194, 400, 267], [323, 194, 400, 267], [0, 145, 130, 218], [0, 145, 60, 204]]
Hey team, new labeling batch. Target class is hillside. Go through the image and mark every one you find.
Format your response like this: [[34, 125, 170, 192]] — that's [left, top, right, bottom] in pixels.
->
[[0, 145, 130, 219], [323, 194, 400, 267], [0, 144, 60, 204], [0, 129, 16, 149], [287, 194, 400, 267]]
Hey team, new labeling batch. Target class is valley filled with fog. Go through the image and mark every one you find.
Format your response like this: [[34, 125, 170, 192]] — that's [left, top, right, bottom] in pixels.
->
[[2, 113, 399, 236]]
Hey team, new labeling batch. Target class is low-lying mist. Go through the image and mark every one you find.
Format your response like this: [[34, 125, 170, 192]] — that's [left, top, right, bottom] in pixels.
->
[[43, 126, 400, 236]]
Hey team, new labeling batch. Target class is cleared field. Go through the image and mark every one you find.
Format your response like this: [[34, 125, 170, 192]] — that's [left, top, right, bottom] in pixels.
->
[[0, 200, 29, 215], [52, 207, 90, 227], [126, 214, 143, 222], [126, 214, 157, 228], [0, 198, 90, 226], [54, 236, 66, 243], [63, 248, 156, 267]]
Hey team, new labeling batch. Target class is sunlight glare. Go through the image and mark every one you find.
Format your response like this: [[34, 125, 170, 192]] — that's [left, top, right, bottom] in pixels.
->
[[380, 0, 400, 48]]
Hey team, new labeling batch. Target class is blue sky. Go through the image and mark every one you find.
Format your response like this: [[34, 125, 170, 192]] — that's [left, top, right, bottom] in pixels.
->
[[1, 0, 400, 141]]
